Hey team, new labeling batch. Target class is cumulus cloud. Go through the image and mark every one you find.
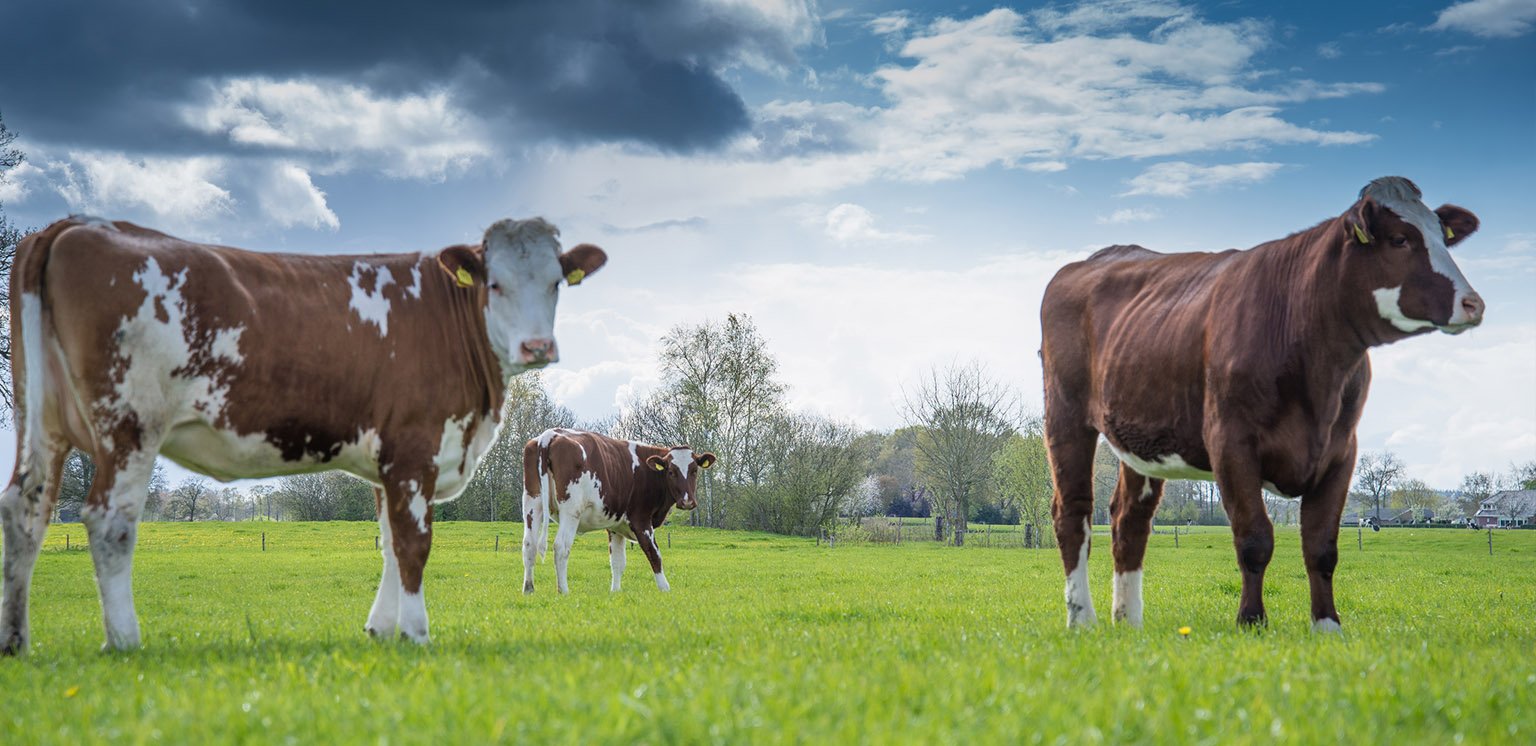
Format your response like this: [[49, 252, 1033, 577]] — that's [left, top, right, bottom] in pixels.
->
[[250, 163, 340, 231], [1121, 161, 1285, 197], [52, 152, 234, 224], [824, 204, 929, 243], [1430, 0, 1536, 38], [869, 13, 913, 35], [1097, 207, 1162, 224]]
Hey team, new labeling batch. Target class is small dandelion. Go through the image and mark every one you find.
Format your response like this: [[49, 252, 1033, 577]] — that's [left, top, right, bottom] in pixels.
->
[[1178, 626, 1192, 637], [64, 686, 80, 698]]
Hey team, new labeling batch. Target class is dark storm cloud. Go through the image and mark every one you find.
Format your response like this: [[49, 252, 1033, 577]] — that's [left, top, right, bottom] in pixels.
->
[[0, 0, 814, 154]]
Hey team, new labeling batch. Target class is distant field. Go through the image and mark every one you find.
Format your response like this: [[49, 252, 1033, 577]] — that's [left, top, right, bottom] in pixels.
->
[[3, 522, 1532, 744]]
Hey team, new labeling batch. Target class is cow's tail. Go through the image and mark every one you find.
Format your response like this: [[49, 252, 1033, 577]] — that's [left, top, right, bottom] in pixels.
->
[[536, 469, 552, 562], [522, 436, 551, 562], [6, 220, 75, 474]]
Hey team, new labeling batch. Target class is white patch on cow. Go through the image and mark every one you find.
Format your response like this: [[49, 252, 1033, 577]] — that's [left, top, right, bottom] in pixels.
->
[[18, 294, 47, 466], [79, 448, 157, 650], [208, 325, 245, 363], [397, 590, 429, 644], [1112, 569, 1144, 628], [561, 470, 621, 533], [347, 261, 394, 337], [1066, 518, 1097, 628], [1139, 481, 1154, 501], [1107, 443, 1214, 482], [629, 441, 641, 471], [654, 572, 671, 592], [1372, 286, 1437, 333], [609, 531, 627, 592], [408, 486, 429, 534], [403, 261, 424, 299], [1312, 618, 1342, 634], [431, 413, 500, 502], [536, 428, 559, 449]]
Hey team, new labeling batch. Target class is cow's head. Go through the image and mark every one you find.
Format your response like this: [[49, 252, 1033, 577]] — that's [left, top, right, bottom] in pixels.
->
[[1343, 177, 1483, 340], [438, 217, 607, 376], [644, 448, 717, 510]]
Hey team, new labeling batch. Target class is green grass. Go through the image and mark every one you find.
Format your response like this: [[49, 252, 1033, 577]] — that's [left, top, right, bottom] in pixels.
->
[[4, 522, 1533, 744]]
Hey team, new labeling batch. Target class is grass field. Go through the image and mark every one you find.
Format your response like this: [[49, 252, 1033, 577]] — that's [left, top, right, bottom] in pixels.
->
[[2, 521, 1532, 744]]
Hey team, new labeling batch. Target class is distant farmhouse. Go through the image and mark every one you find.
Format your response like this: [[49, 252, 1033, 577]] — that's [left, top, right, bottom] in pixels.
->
[[1472, 490, 1536, 529]]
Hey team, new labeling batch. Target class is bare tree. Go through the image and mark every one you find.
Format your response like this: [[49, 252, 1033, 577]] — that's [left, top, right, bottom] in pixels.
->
[[1, 113, 27, 418], [1391, 478, 1439, 522], [992, 416, 1055, 548], [900, 362, 1020, 546], [1456, 471, 1497, 519], [447, 371, 576, 521], [1352, 451, 1404, 519], [169, 478, 211, 522]]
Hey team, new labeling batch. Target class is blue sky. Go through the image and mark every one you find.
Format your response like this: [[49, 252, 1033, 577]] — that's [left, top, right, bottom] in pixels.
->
[[2, 0, 1533, 487]]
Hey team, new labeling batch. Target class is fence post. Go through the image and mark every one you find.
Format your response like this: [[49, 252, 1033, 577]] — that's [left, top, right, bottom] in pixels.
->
[[66, 534, 70, 551], [987, 524, 992, 547], [495, 534, 499, 553], [897, 517, 902, 544], [376, 535, 380, 551], [1488, 528, 1493, 556], [262, 532, 266, 552], [667, 529, 671, 549], [1357, 522, 1363, 551], [1174, 525, 1179, 548]]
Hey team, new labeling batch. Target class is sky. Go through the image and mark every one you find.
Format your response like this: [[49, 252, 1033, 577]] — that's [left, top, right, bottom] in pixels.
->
[[1, 0, 1533, 489]]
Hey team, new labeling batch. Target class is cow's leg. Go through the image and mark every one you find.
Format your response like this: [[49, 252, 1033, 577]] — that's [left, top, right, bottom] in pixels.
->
[[80, 450, 156, 650], [521, 490, 543, 595], [1046, 422, 1099, 628], [0, 443, 68, 655], [608, 530, 627, 592], [1213, 450, 1272, 627], [1110, 464, 1163, 628], [552, 509, 578, 595], [634, 525, 670, 591], [382, 476, 434, 644], [1301, 449, 1353, 633], [366, 488, 401, 638]]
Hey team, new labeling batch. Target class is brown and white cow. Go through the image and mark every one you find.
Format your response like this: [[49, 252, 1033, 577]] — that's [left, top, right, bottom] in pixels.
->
[[0, 216, 605, 653], [521, 428, 715, 594], [1040, 177, 1483, 631]]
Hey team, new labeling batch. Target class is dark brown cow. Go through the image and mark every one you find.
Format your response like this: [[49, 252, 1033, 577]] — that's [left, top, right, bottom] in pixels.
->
[[521, 428, 715, 594], [1040, 177, 1484, 631], [1, 216, 606, 653]]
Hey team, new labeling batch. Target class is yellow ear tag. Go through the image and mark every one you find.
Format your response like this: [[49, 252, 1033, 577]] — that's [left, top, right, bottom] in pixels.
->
[[1352, 223, 1370, 244], [454, 267, 475, 288], [1445, 226, 1454, 240], [565, 269, 586, 286], [652, 461, 666, 472]]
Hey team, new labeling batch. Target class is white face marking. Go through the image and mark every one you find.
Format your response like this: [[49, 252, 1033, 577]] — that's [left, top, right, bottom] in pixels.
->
[[1112, 569, 1144, 628], [1107, 443, 1214, 482], [347, 261, 395, 337], [1312, 618, 1342, 634], [1364, 180, 1479, 328], [1372, 286, 1437, 333], [669, 447, 695, 502], [1065, 517, 1096, 628], [481, 218, 565, 378]]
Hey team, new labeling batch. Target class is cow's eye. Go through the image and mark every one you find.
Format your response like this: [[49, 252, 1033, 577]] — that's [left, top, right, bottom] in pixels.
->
[[488, 281, 501, 291], [1390, 235, 1409, 248]]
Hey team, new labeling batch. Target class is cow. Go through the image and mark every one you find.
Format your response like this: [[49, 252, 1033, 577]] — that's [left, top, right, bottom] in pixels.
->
[[521, 428, 715, 594], [1039, 176, 1484, 632], [0, 215, 606, 653]]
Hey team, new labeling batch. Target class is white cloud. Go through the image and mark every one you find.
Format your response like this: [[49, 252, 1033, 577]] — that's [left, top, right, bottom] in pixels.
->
[[1097, 207, 1161, 224], [1121, 161, 1285, 197], [0, 161, 41, 203], [824, 203, 929, 243], [183, 77, 494, 180], [1318, 41, 1343, 59], [1430, 0, 1536, 38], [252, 163, 340, 230], [868, 13, 912, 36], [53, 151, 234, 224]]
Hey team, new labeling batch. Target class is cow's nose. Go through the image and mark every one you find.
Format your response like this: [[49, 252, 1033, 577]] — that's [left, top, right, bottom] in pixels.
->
[[519, 338, 559, 365], [1461, 292, 1485, 325]]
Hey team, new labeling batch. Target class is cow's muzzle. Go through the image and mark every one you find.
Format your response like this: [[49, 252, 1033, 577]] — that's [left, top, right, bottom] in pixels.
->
[[1442, 291, 1485, 334], [519, 338, 559, 365], [677, 496, 698, 511]]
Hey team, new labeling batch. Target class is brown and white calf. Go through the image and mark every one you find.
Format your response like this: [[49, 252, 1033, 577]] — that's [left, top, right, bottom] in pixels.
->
[[0, 216, 606, 653], [1040, 177, 1484, 631], [521, 428, 715, 594]]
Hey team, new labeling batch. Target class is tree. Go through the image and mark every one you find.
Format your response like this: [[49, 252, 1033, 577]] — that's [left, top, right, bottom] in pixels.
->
[[1391, 478, 1440, 523], [142, 463, 170, 521], [1456, 471, 1497, 519], [275, 472, 374, 521], [729, 415, 872, 536], [900, 362, 1019, 546], [444, 371, 575, 522], [871, 427, 928, 517], [1352, 451, 1404, 518], [1, 112, 26, 418], [169, 478, 212, 522], [1506, 461, 1536, 491], [250, 484, 278, 520], [616, 314, 786, 527], [992, 417, 1055, 548]]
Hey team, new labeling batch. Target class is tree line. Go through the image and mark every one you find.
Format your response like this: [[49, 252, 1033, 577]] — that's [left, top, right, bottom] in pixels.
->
[[2, 114, 1532, 540]]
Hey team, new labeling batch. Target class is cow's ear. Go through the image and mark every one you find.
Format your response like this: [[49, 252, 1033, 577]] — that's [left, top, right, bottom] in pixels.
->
[[1435, 204, 1479, 248], [559, 243, 607, 286], [694, 452, 717, 470], [1347, 198, 1377, 246], [645, 455, 668, 473], [438, 245, 486, 288]]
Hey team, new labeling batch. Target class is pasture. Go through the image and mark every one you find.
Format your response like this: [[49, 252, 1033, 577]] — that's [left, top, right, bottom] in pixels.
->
[[3, 522, 1532, 744]]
